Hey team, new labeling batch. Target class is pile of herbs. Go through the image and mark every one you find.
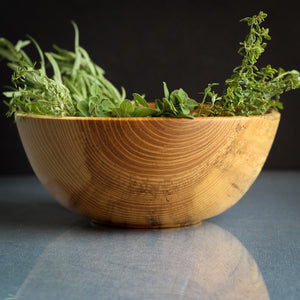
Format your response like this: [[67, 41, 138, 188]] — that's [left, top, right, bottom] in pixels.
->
[[0, 11, 299, 118]]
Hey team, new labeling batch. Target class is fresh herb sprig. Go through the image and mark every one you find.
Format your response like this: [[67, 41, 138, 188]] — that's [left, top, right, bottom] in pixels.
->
[[0, 24, 126, 118], [208, 11, 300, 116], [0, 23, 197, 118], [1, 11, 299, 118]]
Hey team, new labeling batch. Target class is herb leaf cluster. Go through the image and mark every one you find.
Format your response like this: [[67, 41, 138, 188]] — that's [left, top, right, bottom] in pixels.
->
[[215, 12, 300, 116], [1, 11, 299, 118]]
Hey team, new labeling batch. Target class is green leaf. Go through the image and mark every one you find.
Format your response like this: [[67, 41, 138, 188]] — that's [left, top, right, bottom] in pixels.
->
[[169, 90, 178, 104], [111, 107, 129, 117], [155, 99, 163, 111], [163, 82, 169, 99], [78, 46, 96, 75], [96, 75, 123, 104], [186, 98, 198, 107], [27, 36, 45, 75], [180, 104, 190, 115], [89, 96, 99, 104], [72, 50, 81, 78], [101, 99, 114, 111], [131, 107, 157, 117], [175, 94, 183, 104], [177, 88, 188, 102], [0, 38, 21, 61], [290, 70, 300, 76], [52, 44, 75, 60], [240, 17, 250, 23], [90, 84, 102, 97], [132, 93, 149, 107], [170, 94, 183, 106], [3, 91, 22, 98], [120, 100, 134, 114], [0, 48, 17, 61], [63, 76, 83, 98], [177, 111, 195, 119], [15, 40, 31, 52], [71, 20, 80, 50], [95, 108, 109, 117], [76, 71, 88, 98], [163, 97, 177, 113], [121, 86, 126, 101], [77, 100, 89, 116], [162, 97, 171, 111], [264, 34, 271, 40], [276, 101, 283, 109], [45, 52, 62, 83], [29, 102, 42, 114], [70, 21, 81, 78]]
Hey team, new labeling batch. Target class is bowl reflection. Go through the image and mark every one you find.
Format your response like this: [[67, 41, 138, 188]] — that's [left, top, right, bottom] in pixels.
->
[[15, 221, 269, 299]]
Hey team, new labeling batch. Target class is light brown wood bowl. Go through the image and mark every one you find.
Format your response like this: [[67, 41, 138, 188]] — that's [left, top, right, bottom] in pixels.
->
[[16, 111, 280, 228]]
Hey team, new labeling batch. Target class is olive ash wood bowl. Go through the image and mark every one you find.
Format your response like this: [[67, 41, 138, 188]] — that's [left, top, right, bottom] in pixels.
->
[[16, 111, 280, 228]]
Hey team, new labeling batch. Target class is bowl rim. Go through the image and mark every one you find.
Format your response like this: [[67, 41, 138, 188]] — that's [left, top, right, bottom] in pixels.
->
[[15, 110, 280, 122]]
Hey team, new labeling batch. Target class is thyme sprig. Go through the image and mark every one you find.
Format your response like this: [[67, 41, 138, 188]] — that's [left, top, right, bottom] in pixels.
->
[[1, 11, 299, 118], [213, 11, 300, 116]]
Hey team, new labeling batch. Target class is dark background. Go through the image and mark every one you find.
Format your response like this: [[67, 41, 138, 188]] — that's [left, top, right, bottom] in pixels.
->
[[0, 0, 299, 175]]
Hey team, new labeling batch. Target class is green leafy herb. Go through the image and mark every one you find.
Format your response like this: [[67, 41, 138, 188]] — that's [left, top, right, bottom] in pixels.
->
[[1, 11, 299, 118], [208, 11, 300, 116]]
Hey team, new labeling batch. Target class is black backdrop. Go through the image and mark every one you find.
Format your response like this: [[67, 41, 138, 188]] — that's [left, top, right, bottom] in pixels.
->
[[0, 0, 299, 175]]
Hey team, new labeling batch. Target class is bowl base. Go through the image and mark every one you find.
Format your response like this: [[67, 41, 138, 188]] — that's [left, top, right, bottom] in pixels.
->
[[89, 219, 203, 229]]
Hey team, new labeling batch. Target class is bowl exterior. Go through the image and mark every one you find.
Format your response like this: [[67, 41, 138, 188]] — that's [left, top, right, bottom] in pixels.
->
[[16, 113, 280, 228]]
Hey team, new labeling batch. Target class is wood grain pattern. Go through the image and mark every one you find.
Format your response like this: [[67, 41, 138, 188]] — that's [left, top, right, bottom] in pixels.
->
[[16, 111, 280, 228]]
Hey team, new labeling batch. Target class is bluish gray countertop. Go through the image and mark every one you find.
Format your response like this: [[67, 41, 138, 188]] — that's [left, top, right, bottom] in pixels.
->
[[0, 171, 299, 300]]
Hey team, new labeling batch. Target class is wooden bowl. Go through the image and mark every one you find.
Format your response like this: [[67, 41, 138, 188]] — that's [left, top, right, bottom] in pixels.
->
[[16, 111, 280, 228]]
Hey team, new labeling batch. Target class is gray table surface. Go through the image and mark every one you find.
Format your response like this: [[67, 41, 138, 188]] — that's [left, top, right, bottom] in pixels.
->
[[0, 170, 299, 300]]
